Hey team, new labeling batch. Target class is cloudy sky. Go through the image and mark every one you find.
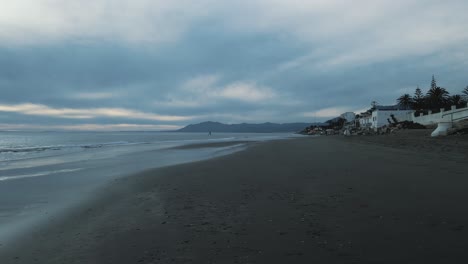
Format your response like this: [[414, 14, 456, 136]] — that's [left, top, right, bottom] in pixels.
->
[[1, 0, 467, 130]]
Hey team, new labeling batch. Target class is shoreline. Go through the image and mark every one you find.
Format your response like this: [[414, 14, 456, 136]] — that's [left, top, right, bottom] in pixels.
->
[[0, 136, 268, 248], [2, 135, 468, 263], [168, 141, 254, 150]]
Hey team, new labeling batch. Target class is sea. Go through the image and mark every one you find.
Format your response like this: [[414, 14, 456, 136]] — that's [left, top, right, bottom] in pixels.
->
[[0, 131, 300, 245]]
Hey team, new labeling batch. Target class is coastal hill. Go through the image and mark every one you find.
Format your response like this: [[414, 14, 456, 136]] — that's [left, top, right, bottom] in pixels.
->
[[177, 121, 317, 133]]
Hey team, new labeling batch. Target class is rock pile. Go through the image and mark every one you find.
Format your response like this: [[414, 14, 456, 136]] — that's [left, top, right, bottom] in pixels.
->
[[393, 121, 426, 129]]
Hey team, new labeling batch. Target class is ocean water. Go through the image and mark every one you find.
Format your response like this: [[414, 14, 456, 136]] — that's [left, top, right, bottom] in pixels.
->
[[0, 131, 278, 163], [0, 131, 300, 244]]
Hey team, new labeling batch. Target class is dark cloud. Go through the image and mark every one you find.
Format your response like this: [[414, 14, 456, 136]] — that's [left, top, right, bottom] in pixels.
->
[[0, 1, 467, 129]]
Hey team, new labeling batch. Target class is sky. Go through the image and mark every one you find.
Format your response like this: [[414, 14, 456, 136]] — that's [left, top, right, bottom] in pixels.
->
[[1, 0, 467, 131]]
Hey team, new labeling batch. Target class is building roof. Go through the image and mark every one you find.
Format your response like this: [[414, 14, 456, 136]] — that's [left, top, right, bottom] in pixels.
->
[[374, 105, 412, 111]]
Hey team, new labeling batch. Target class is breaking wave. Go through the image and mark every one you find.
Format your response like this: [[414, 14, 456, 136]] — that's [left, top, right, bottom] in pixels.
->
[[0, 141, 149, 154], [0, 168, 84, 182]]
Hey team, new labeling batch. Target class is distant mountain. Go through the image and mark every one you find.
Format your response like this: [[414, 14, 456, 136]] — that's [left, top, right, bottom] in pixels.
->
[[177, 121, 315, 133]]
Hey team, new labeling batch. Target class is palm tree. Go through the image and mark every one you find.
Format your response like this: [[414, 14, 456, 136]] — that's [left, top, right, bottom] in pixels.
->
[[397, 94, 413, 109], [426, 86, 450, 109], [449, 95, 466, 108], [463, 86, 468, 99]]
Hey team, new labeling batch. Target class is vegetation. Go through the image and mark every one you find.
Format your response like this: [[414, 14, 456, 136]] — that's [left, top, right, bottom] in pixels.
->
[[413, 87, 425, 109], [449, 95, 465, 108], [397, 94, 413, 109], [426, 86, 450, 109], [463, 86, 468, 99], [396, 75, 467, 110]]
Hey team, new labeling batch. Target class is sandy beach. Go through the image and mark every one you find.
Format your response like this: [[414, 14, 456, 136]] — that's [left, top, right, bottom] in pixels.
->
[[1, 133, 468, 264]]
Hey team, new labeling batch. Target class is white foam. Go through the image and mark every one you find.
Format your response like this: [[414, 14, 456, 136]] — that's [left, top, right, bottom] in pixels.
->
[[0, 168, 83, 182]]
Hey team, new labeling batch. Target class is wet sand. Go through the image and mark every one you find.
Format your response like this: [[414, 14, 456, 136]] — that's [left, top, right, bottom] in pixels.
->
[[170, 141, 253, 150], [1, 134, 468, 263]]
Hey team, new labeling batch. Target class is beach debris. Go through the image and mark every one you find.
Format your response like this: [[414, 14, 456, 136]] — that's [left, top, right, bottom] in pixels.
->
[[351, 120, 427, 136], [395, 121, 426, 129], [343, 129, 351, 136], [453, 128, 468, 135]]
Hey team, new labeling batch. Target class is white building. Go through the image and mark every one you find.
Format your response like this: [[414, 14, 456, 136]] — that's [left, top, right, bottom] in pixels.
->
[[340, 112, 356, 123], [358, 114, 372, 128], [371, 106, 414, 128]]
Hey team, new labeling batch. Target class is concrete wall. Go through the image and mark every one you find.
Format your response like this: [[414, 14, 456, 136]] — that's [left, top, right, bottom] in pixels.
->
[[355, 104, 468, 129], [371, 110, 414, 128], [411, 105, 468, 126]]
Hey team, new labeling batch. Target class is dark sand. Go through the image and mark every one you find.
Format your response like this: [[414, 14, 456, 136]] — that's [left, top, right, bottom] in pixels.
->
[[2, 133, 468, 264], [345, 129, 468, 159]]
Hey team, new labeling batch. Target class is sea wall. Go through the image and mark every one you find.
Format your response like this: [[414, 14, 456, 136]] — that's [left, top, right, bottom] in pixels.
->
[[411, 104, 468, 126]]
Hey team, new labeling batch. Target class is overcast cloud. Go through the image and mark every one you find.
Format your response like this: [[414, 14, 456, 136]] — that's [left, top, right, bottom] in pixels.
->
[[1, 0, 467, 130]]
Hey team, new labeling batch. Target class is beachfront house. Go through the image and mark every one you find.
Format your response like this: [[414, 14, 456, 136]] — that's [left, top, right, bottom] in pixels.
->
[[340, 112, 356, 123], [358, 113, 372, 128], [371, 105, 414, 129]]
